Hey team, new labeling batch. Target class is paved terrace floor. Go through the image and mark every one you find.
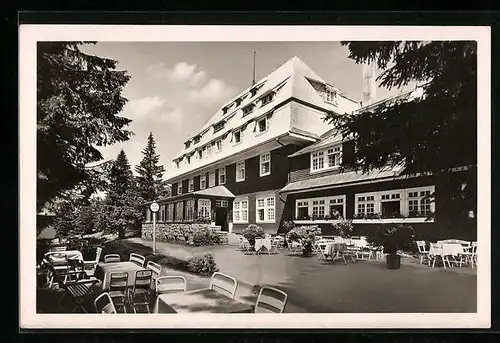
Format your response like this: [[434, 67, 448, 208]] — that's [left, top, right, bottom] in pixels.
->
[[129, 238, 477, 313]]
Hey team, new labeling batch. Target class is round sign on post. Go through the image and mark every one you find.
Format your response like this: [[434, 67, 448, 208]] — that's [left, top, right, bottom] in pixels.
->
[[150, 202, 159, 212], [150, 202, 159, 255]]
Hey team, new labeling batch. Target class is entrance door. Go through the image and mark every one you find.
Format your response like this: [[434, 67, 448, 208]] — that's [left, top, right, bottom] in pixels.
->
[[215, 207, 229, 231]]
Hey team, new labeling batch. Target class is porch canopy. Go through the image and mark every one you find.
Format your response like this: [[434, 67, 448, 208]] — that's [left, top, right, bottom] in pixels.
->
[[192, 185, 235, 198]]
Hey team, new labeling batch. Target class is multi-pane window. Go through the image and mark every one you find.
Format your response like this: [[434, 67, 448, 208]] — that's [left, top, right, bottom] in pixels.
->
[[296, 196, 346, 220], [198, 199, 211, 219], [213, 122, 225, 133], [357, 195, 376, 216], [325, 89, 337, 103], [209, 171, 216, 187], [200, 175, 206, 189], [185, 141, 191, 149], [257, 118, 267, 133], [193, 136, 200, 144], [233, 130, 242, 144], [233, 199, 248, 223], [207, 144, 212, 157], [260, 152, 271, 176], [166, 203, 174, 222], [216, 139, 222, 152], [215, 200, 228, 207], [185, 200, 195, 221], [260, 93, 274, 106], [327, 146, 342, 167], [312, 200, 325, 218], [408, 189, 433, 215], [175, 201, 184, 221], [256, 196, 275, 223], [188, 178, 194, 192], [297, 201, 309, 219], [202, 146, 208, 159], [380, 192, 401, 217], [311, 144, 342, 172], [311, 151, 324, 171], [236, 161, 245, 182], [242, 104, 254, 116], [158, 205, 165, 222], [218, 167, 226, 184], [329, 197, 344, 219], [178, 183, 183, 195]]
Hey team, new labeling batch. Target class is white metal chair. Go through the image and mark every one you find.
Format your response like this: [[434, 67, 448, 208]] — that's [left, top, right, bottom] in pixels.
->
[[94, 292, 117, 314], [428, 243, 447, 268], [442, 243, 466, 268], [104, 254, 121, 263], [269, 237, 281, 254], [155, 276, 187, 295], [147, 261, 162, 279], [108, 271, 128, 313], [254, 286, 288, 313], [286, 238, 302, 254], [129, 269, 153, 313], [416, 241, 430, 265], [83, 247, 102, 276], [352, 239, 373, 260], [209, 272, 238, 299], [129, 253, 146, 267]]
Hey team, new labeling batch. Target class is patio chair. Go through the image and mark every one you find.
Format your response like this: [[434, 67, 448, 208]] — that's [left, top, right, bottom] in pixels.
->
[[104, 254, 121, 263], [129, 253, 146, 267], [269, 237, 281, 254], [109, 271, 129, 313], [416, 241, 430, 265], [128, 269, 153, 313], [147, 261, 162, 280], [469, 242, 478, 268], [353, 239, 373, 260], [428, 243, 446, 268], [442, 243, 466, 268], [209, 272, 238, 299], [315, 240, 331, 261], [94, 292, 117, 314], [155, 276, 187, 295], [83, 247, 102, 277], [51, 245, 68, 252], [254, 286, 288, 313], [286, 238, 302, 255]]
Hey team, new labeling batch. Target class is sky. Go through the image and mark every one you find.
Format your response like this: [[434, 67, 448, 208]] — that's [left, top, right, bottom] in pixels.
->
[[81, 41, 409, 173]]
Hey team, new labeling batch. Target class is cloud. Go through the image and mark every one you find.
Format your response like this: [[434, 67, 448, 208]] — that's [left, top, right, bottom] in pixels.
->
[[188, 78, 235, 103], [126, 96, 165, 116], [146, 62, 207, 86]]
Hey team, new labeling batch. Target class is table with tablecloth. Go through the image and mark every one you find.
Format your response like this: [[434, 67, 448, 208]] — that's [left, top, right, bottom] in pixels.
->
[[43, 250, 83, 266], [154, 288, 254, 313], [94, 261, 148, 291], [326, 242, 356, 264], [254, 238, 272, 254]]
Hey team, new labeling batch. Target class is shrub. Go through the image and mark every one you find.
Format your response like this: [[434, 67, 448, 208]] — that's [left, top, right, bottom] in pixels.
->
[[281, 221, 295, 235], [192, 228, 221, 246], [286, 225, 322, 256], [187, 254, 219, 276], [331, 219, 354, 238], [366, 224, 415, 254], [242, 224, 265, 250]]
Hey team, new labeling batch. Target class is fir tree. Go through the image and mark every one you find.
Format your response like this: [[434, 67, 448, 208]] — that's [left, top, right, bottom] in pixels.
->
[[135, 132, 168, 201]]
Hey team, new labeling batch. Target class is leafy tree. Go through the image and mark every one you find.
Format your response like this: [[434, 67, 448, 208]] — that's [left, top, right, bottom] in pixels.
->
[[37, 42, 132, 212], [135, 132, 169, 201], [327, 41, 477, 228]]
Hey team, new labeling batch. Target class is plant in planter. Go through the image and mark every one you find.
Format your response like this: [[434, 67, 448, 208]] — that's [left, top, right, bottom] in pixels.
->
[[331, 219, 354, 238], [242, 224, 265, 251], [286, 225, 322, 256], [366, 224, 415, 269]]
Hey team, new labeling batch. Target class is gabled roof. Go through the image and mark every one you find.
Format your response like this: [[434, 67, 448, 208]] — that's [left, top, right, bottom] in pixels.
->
[[192, 185, 235, 198], [280, 167, 405, 194]]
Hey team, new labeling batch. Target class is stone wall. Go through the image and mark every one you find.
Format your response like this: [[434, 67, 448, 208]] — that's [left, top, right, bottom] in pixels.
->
[[141, 222, 225, 244]]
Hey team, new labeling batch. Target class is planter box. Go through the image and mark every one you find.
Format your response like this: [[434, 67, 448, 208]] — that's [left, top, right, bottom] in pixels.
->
[[352, 218, 434, 224]]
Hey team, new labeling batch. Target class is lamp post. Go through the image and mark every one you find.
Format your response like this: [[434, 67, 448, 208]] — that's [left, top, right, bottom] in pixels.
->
[[150, 202, 159, 255]]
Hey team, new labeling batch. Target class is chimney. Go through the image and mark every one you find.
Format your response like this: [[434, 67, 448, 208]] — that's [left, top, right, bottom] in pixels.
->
[[362, 62, 377, 104]]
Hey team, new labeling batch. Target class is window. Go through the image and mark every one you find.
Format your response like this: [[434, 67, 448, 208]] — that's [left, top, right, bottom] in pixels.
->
[[329, 197, 344, 219], [297, 201, 309, 219], [206, 144, 212, 157], [311, 151, 324, 171], [380, 192, 401, 217], [200, 175, 206, 189], [193, 136, 200, 144], [202, 146, 207, 159], [236, 161, 245, 182], [166, 203, 174, 222], [408, 188, 433, 216], [257, 118, 267, 133], [233, 199, 248, 223], [185, 200, 195, 221], [213, 122, 225, 133], [175, 201, 184, 221], [209, 170, 216, 187], [260, 152, 271, 176], [327, 146, 342, 168], [216, 139, 222, 152], [188, 178, 194, 192], [242, 104, 254, 116], [198, 150, 203, 159], [260, 92, 274, 106], [233, 130, 242, 144], [198, 199, 211, 219], [146, 209, 151, 222], [218, 167, 226, 184], [185, 141, 191, 149], [256, 196, 275, 223], [178, 183, 183, 195], [186, 155, 191, 164], [356, 194, 376, 216], [216, 200, 228, 207], [325, 89, 337, 104], [311, 144, 342, 172], [175, 161, 180, 169]]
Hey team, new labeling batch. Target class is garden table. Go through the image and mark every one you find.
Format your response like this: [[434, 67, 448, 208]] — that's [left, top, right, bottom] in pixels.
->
[[255, 238, 272, 254], [94, 261, 148, 291], [154, 288, 254, 313], [326, 242, 356, 264]]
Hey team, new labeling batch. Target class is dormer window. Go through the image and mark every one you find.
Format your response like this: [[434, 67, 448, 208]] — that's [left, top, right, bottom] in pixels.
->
[[222, 106, 229, 115], [242, 104, 255, 117], [257, 118, 267, 133], [185, 141, 191, 149], [235, 98, 243, 107], [216, 139, 222, 152], [175, 161, 180, 169], [260, 92, 274, 106], [233, 130, 242, 144], [193, 135, 201, 144], [186, 155, 191, 164], [198, 150, 202, 159], [213, 121, 225, 133], [325, 89, 337, 104], [311, 144, 343, 173]]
